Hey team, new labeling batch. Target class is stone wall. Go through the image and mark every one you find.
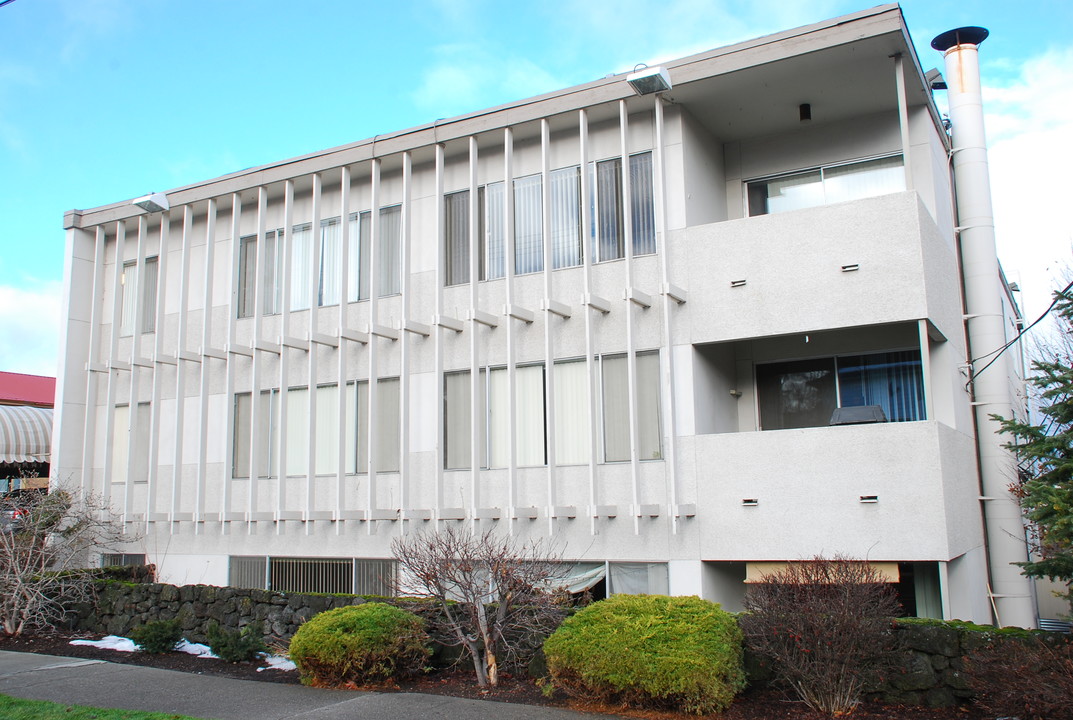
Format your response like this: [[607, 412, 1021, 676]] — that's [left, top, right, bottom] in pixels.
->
[[79, 581, 373, 643], [81, 580, 1047, 708]]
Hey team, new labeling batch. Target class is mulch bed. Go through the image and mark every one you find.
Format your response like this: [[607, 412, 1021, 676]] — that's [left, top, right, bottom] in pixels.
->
[[0, 630, 991, 719]]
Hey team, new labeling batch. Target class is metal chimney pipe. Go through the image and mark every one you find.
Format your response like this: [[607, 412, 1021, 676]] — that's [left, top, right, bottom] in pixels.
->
[[932, 27, 1037, 629]]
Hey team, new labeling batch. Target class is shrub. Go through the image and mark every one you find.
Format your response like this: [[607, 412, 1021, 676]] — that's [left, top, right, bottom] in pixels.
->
[[206, 621, 266, 663], [543, 594, 746, 715], [967, 634, 1073, 720], [739, 555, 902, 716], [129, 619, 182, 654], [288, 603, 430, 687]]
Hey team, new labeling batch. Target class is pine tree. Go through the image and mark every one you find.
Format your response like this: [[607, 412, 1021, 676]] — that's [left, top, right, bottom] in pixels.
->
[[996, 290, 1073, 614]]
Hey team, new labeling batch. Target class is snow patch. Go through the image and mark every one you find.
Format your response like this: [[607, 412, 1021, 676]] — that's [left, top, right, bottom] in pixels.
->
[[175, 640, 218, 659], [70, 635, 138, 652], [258, 655, 297, 672]]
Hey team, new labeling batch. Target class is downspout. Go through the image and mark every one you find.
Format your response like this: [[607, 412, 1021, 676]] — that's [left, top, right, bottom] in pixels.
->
[[931, 26, 1036, 629]]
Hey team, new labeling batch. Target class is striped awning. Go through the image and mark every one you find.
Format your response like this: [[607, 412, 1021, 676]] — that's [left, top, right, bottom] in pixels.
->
[[0, 405, 53, 463]]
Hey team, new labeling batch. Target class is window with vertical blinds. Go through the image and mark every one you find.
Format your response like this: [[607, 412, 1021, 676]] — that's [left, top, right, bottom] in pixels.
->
[[442, 152, 653, 286], [590, 152, 656, 263], [120, 257, 160, 333], [443, 352, 661, 469], [234, 378, 400, 479]]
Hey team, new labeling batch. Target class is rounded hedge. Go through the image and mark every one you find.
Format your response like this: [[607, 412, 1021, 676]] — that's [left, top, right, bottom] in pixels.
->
[[543, 594, 746, 715], [288, 603, 430, 687]]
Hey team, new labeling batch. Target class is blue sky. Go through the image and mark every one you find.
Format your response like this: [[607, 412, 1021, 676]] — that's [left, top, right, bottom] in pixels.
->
[[1, 0, 1070, 375]]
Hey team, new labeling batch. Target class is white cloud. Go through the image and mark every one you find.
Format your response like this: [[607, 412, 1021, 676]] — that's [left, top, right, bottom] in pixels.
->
[[0, 280, 63, 377], [985, 48, 1073, 322], [412, 45, 564, 119]]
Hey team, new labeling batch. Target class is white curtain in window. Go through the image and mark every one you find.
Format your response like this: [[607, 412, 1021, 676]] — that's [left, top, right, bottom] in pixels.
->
[[554, 360, 589, 465], [608, 562, 669, 595], [550, 167, 581, 269], [237, 238, 256, 318], [285, 387, 309, 476], [444, 191, 470, 286], [601, 355, 630, 462], [120, 262, 137, 334], [488, 367, 509, 468], [315, 384, 337, 475], [515, 364, 545, 466], [290, 224, 312, 311], [635, 351, 663, 460], [444, 371, 471, 469], [111, 404, 150, 484], [141, 258, 159, 332], [823, 155, 905, 205], [378, 206, 402, 296], [357, 378, 400, 472], [318, 219, 341, 306], [513, 175, 543, 275], [629, 153, 656, 256], [350, 213, 365, 302], [483, 182, 505, 280], [262, 231, 282, 315], [232, 391, 274, 478]]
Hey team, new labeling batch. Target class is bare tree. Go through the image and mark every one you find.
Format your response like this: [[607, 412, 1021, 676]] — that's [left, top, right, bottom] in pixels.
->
[[0, 488, 130, 636], [739, 555, 902, 716], [391, 524, 569, 687]]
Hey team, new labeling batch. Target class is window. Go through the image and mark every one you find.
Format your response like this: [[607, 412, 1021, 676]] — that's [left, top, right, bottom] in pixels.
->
[[445, 190, 472, 286], [601, 351, 662, 461], [591, 152, 656, 263], [356, 377, 401, 472], [234, 378, 400, 478], [229, 556, 397, 595], [119, 257, 159, 334], [444, 352, 662, 469], [112, 402, 150, 483], [747, 155, 904, 216], [756, 349, 925, 430], [101, 553, 147, 567], [550, 166, 583, 269], [442, 162, 595, 287], [238, 232, 283, 318], [318, 206, 402, 306], [232, 390, 275, 478]]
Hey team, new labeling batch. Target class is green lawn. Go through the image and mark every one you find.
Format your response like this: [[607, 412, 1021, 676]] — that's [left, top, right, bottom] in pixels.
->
[[0, 693, 204, 720]]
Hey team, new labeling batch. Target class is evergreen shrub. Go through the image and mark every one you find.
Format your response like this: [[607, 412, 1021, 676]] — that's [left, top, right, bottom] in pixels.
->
[[129, 619, 182, 654], [206, 621, 266, 663], [288, 602, 430, 687], [543, 594, 746, 714]]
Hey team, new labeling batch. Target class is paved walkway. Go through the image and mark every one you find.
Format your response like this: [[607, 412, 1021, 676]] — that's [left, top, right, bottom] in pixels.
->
[[0, 650, 608, 720]]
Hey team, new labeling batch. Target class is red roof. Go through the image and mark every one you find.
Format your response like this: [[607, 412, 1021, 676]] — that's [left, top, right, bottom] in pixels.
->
[[0, 372, 56, 407]]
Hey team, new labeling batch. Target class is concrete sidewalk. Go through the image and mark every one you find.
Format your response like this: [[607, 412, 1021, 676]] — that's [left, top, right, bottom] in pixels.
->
[[0, 650, 607, 720]]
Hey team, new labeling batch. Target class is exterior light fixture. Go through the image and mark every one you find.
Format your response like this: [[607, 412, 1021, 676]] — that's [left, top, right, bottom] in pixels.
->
[[132, 192, 169, 213], [925, 68, 947, 90], [799, 103, 812, 122], [626, 66, 672, 95]]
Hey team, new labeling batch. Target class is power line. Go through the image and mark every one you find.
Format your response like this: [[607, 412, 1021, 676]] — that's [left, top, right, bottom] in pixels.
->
[[0, 0, 19, 9], [971, 279, 1073, 381]]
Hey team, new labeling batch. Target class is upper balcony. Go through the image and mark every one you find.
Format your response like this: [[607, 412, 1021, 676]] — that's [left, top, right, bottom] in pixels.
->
[[667, 191, 963, 346]]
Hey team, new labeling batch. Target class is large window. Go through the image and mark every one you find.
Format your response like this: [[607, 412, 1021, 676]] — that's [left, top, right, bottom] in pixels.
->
[[232, 378, 400, 478], [119, 257, 159, 334], [443, 352, 662, 469], [239, 207, 401, 318], [443, 152, 653, 287], [111, 402, 151, 483], [229, 555, 396, 595], [601, 351, 662, 462], [756, 349, 925, 431], [747, 155, 904, 216], [591, 152, 656, 263]]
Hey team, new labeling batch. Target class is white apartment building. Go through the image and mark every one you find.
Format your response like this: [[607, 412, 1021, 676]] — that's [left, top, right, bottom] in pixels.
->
[[53, 5, 1042, 626]]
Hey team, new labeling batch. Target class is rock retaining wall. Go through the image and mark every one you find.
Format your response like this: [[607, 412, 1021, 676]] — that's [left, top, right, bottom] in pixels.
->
[[81, 580, 1042, 708]]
